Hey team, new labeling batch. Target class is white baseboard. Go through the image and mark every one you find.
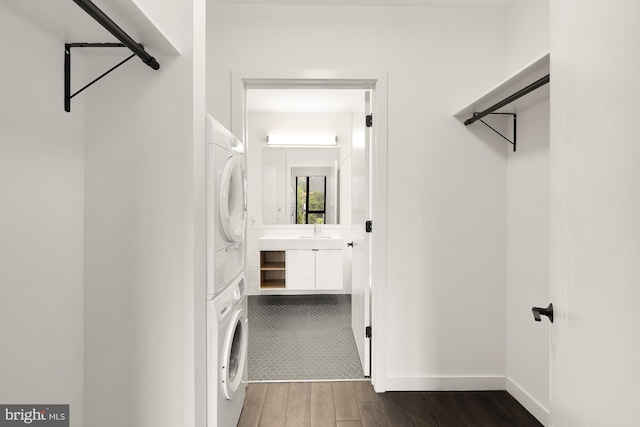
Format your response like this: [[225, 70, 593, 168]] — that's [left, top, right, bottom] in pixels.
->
[[384, 375, 506, 391], [506, 378, 549, 427]]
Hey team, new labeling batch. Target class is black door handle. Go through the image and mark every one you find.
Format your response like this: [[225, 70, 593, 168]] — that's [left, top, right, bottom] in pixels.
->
[[532, 303, 553, 323], [347, 241, 354, 247]]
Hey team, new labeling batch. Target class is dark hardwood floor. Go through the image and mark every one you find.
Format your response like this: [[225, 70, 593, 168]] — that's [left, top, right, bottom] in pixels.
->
[[237, 381, 543, 427]]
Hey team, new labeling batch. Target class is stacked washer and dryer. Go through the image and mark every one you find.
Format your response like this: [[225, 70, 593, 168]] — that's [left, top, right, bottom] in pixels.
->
[[206, 114, 248, 427]]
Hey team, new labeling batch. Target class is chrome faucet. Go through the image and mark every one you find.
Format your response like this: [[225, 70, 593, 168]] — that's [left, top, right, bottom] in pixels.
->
[[313, 223, 322, 236]]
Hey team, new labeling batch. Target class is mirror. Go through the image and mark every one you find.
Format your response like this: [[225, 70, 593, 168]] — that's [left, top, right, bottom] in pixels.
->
[[245, 91, 362, 228], [262, 147, 344, 225]]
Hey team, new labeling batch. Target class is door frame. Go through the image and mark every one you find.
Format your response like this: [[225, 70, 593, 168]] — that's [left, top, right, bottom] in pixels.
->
[[231, 69, 389, 391]]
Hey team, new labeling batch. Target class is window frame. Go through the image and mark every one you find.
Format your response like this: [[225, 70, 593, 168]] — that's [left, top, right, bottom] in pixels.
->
[[295, 175, 327, 224]]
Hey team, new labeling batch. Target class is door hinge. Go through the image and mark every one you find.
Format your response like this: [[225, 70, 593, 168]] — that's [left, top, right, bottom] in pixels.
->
[[365, 326, 372, 338], [366, 220, 372, 233], [366, 114, 373, 128]]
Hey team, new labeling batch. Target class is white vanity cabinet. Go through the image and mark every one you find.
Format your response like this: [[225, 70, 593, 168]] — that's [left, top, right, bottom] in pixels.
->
[[286, 249, 343, 290], [258, 236, 344, 291]]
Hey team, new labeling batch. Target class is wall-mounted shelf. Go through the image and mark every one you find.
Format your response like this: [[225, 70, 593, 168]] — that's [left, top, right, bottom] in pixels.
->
[[455, 52, 550, 118], [260, 251, 286, 289], [454, 52, 550, 152], [1, 0, 180, 54], [2, 0, 181, 112]]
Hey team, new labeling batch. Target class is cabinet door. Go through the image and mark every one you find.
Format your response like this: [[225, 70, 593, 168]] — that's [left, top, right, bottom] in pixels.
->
[[315, 250, 343, 290], [286, 250, 315, 290]]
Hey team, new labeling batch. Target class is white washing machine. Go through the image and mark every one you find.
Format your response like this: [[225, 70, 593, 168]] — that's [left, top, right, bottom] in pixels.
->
[[206, 114, 247, 299], [207, 273, 248, 427]]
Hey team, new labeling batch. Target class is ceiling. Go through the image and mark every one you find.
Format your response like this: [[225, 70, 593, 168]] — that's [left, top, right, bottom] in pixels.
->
[[209, 0, 514, 7], [248, 89, 365, 113]]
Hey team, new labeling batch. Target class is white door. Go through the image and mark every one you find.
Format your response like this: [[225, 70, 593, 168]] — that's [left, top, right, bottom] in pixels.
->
[[550, 2, 640, 425], [351, 91, 372, 376]]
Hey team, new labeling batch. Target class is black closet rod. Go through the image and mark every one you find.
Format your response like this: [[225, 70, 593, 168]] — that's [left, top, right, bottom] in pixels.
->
[[464, 74, 549, 126], [72, 0, 160, 70]]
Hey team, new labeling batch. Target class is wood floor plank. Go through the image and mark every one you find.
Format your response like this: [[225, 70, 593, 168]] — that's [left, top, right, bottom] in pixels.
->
[[243, 382, 543, 427], [333, 382, 361, 421], [421, 392, 470, 427], [285, 382, 312, 427], [259, 383, 290, 427], [238, 383, 269, 427], [379, 398, 424, 427], [380, 391, 442, 426], [353, 382, 380, 402], [489, 391, 544, 427], [448, 391, 500, 426], [311, 382, 337, 427], [460, 391, 522, 426], [358, 401, 389, 427]]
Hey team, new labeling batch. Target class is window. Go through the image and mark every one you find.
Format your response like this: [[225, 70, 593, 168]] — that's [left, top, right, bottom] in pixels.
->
[[296, 176, 326, 224]]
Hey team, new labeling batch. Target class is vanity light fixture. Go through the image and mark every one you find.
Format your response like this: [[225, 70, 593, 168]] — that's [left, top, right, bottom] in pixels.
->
[[266, 134, 337, 146]]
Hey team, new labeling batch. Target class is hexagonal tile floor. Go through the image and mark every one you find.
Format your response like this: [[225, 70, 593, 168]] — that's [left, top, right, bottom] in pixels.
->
[[247, 294, 366, 381]]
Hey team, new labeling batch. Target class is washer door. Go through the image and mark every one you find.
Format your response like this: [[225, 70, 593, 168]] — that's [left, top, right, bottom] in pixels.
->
[[221, 308, 248, 400], [219, 156, 246, 243]]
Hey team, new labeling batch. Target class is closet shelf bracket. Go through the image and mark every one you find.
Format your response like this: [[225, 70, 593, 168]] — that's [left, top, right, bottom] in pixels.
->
[[65, 43, 137, 112], [65, 0, 161, 112], [475, 112, 517, 152], [463, 74, 549, 152]]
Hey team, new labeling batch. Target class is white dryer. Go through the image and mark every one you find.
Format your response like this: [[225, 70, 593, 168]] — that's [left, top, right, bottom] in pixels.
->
[[207, 273, 248, 427], [206, 114, 247, 299]]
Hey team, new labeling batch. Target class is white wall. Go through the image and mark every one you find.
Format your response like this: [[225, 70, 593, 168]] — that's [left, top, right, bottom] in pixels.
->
[[0, 1, 206, 426], [504, 1, 550, 424], [507, 0, 550, 74], [82, 0, 205, 426], [0, 4, 85, 424], [506, 101, 550, 424], [208, 4, 509, 389], [550, 1, 640, 425]]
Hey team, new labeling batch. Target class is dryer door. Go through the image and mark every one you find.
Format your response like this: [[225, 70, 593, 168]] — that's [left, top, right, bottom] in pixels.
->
[[221, 307, 248, 400], [219, 156, 246, 243]]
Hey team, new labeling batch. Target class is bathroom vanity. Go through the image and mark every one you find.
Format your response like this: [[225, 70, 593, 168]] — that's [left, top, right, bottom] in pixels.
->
[[258, 236, 343, 291]]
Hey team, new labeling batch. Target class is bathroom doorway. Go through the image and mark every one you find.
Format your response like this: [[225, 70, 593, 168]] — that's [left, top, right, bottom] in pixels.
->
[[231, 71, 388, 390]]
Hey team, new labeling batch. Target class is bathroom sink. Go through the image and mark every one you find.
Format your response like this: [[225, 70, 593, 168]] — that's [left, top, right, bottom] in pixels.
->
[[259, 235, 343, 250]]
